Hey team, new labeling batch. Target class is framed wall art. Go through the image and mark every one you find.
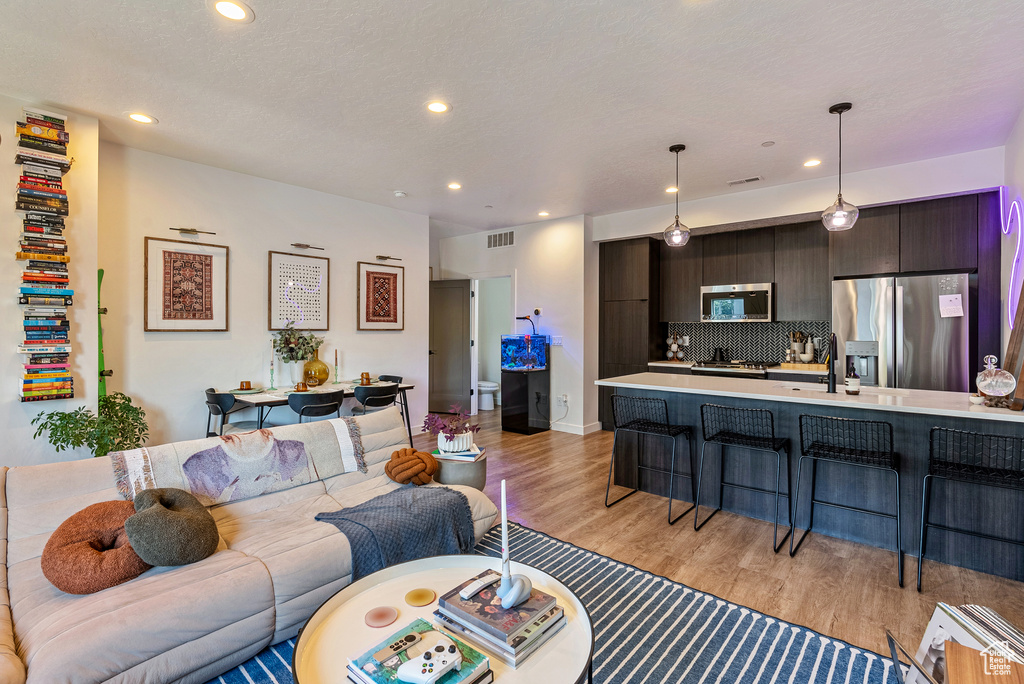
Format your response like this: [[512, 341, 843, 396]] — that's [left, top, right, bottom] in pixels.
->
[[268, 251, 330, 330], [357, 261, 404, 331], [144, 237, 229, 332]]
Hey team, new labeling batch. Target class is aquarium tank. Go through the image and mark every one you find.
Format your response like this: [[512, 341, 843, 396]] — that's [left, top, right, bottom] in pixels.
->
[[501, 334, 549, 371]]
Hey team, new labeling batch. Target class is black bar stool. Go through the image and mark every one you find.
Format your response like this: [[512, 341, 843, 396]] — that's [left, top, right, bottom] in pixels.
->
[[694, 404, 792, 552], [790, 415, 903, 586], [605, 394, 697, 524], [918, 427, 1024, 591]]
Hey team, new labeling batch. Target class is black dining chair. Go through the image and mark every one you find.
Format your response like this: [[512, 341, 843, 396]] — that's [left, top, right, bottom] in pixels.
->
[[205, 388, 259, 437], [353, 385, 399, 415], [287, 390, 346, 423]]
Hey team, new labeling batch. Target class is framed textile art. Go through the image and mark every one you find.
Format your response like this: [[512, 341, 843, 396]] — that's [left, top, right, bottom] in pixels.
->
[[357, 261, 404, 331], [268, 251, 330, 331], [144, 237, 229, 332]]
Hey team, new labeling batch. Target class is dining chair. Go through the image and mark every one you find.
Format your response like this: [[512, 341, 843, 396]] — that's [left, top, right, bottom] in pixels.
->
[[205, 388, 259, 437], [353, 385, 399, 415], [287, 390, 346, 423], [377, 375, 413, 443]]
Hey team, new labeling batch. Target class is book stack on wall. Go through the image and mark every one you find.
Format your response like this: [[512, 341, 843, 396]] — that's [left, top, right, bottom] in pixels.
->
[[434, 570, 565, 667], [14, 108, 74, 402]]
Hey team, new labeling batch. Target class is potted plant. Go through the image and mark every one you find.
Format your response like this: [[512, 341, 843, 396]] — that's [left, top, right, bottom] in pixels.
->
[[31, 392, 149, 458], [422, 404, 480, 453], [273, 323, 325, 384]]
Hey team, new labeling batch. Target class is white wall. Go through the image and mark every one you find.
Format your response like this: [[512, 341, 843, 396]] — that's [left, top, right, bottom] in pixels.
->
[[1003, 106, 1024, 352], [593, 147, 1005, 241], [476, 277, 511, 386], [98, 143, 430, 447], [440, 216, 599, 434], [0, 94, 99, 466]]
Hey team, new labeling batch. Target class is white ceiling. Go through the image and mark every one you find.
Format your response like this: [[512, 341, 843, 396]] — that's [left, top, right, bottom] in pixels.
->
[[2, 0, 1023, 230]]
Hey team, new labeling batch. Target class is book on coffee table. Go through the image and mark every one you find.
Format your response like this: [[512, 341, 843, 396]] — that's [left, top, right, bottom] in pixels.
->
[[438, 571, 558, 642], [431, 444, 486, 462], [346, 618, 489, 684], [435, 606, 565, 667]]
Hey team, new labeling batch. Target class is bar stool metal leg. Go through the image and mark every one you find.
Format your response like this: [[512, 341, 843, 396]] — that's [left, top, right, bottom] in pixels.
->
[[893, 469, 904, 587], [917, 474, 934, 592], [605, 429, 639, 507], [771, 446, 793, 553], [668, 435, 695, 525], [790, 456, 818, 556], [693, 441, 722, 531]]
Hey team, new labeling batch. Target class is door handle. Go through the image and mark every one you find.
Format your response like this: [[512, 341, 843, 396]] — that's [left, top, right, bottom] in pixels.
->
[[428, 350, 437, 355]]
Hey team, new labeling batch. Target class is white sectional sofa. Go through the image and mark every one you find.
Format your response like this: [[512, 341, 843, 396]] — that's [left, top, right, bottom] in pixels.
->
[[0, 407, 497, 683]]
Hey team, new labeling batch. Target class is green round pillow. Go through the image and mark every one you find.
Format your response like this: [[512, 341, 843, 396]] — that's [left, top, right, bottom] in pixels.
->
[[124, 488, 219, 566]]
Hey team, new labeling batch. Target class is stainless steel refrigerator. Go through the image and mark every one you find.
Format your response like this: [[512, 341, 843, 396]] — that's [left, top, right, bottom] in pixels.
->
[[832, 274, 970, 392]]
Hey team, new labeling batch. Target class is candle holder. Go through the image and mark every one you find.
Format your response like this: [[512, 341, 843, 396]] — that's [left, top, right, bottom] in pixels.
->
[[332, 363, 342, 384], [268, 367, 277, 391]]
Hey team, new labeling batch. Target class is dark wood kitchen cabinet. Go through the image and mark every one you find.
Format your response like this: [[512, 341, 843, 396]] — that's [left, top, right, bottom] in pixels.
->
[[775, 221, 829, 321], [660, 236, 703, 322], [600, 238, 658, 301], [701, 231, 736, 286], [900, 194, 978, 273], [703, 228, 774, 286], [830, 205, 900, 277]]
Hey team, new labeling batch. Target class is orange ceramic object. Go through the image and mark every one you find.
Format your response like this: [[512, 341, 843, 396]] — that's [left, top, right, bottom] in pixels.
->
[[360, 372, 371, 386], [364, 605, 399, 628], [404, 588, 435, 607]]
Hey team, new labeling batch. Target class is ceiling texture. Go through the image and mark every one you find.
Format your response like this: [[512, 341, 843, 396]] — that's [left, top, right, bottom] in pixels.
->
[[2, 0, 1023, 230]]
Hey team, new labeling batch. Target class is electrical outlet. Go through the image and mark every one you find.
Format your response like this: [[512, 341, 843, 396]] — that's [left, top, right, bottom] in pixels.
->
[[533, 307, 542, 316], [555, 393, 569, 407], [552, 336, 563, 346], [562, 393, 569, 407]]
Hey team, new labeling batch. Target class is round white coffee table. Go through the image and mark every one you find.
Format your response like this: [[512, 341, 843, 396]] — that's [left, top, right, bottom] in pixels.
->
[[293, 555, 593, 683]]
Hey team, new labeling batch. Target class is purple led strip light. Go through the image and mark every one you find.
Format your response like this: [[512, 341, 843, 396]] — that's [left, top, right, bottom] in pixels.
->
[[1001, 185, 1023, 329], [283, 273, 324, 327]]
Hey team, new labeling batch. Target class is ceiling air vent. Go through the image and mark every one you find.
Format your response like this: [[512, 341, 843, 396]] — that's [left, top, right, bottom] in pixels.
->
[[726, 176, 764, 187], [487, 230, 515, 249]]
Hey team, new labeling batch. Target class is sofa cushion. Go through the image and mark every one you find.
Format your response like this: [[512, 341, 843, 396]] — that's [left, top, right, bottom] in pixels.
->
[[40, 500, 151, 595], [9, 549, 274, 684], [125, 488, 219, 566], [385, 448, 438, 485]]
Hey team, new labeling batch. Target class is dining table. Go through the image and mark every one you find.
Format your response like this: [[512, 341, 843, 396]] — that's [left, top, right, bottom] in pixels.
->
[[226, 380, 415, 443]]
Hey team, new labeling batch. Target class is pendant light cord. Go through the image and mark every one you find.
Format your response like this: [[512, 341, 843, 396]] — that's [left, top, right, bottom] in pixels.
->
[[675, 150, 680, 219], [838, 111, 843, 196]]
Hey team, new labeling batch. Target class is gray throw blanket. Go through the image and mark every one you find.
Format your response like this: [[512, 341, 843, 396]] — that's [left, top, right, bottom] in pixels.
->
[[315, 486, 475, 581]]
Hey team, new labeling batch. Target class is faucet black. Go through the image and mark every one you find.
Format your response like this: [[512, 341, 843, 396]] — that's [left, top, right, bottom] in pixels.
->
[[827, 333, 837, 394]]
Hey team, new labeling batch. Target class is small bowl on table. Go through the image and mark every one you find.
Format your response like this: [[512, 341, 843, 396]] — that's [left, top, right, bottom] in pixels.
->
[[969, 393, 985, 405], [798, 352, 814, 363]]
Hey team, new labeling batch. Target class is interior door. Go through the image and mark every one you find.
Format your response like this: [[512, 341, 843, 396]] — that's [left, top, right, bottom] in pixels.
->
[[429, 280, 472, 413]]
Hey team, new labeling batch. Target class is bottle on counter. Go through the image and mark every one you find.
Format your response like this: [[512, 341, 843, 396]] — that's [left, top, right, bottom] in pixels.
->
[[845, 361, 861, 395]]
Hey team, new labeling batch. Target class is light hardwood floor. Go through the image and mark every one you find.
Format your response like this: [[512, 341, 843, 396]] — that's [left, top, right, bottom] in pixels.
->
[[414, 408, 1024, 657]]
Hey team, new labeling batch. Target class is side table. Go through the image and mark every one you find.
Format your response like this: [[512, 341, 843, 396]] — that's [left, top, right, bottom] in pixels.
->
[[435, 454, 487, 491], [293, 555, 593, 683]]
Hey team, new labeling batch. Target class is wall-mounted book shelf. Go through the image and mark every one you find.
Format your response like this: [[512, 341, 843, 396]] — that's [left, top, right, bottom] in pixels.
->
[[15, 108, 74, 402]]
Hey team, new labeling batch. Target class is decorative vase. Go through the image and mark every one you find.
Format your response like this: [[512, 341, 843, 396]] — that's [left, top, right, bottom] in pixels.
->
[[303, 349, 330, 387], [282, 360, 304, 385], [438, 432, 473, 454]]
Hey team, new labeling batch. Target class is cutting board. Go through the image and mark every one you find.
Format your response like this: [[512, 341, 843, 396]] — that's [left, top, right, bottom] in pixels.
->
[[778, 363, 829, 372]]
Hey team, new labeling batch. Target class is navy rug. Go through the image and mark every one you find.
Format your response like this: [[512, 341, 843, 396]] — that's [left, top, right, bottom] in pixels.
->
[[210, 523, 898, 683]]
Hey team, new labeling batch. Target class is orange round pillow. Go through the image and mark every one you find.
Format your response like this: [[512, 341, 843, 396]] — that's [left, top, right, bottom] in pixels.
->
[[385, 448, 439, 485], [41, 500, 152, 595]]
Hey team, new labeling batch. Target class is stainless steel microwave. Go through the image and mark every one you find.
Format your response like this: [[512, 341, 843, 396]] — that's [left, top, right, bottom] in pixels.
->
[[700, 283, 774, 322]]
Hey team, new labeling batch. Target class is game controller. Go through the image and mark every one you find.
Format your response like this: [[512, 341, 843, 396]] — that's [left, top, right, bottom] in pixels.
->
[[395, 632, 462, 684], [373, 631, 422, 664]]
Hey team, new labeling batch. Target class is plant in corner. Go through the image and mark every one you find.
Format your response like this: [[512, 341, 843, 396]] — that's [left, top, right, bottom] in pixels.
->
[[31, 392, 149, 458], [422, 404, 480, 453]]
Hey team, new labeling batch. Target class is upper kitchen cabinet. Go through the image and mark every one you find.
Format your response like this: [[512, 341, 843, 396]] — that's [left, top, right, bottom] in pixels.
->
[[830, 205, 900, 278], [900, 195, 978, 273], [735, 227, 775, 284], [660, 236, 703, 322], [775, 221, 829, 321], [701, 231, 737, 286], [600, 238, 659, 301]]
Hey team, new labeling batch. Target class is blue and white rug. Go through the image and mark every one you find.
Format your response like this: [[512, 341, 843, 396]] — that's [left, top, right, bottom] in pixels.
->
[[211, 523, 897, 684]]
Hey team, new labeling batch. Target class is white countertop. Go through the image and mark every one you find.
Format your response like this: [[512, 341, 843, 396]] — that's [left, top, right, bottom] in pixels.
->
[[647, 361, 827, 375], [597, 372, 1024, 423]]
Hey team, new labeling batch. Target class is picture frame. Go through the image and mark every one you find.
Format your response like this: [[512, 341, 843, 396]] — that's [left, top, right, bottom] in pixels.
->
[[144, 237, 229, 332], [357, 261, 404, 331], [268, 251, 330, 331]]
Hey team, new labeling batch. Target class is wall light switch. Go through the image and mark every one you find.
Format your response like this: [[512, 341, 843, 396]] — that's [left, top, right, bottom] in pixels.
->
[[552, 336, 563, 346]]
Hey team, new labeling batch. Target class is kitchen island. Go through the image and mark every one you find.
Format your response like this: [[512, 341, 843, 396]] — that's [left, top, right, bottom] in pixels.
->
[[595, 372, 1024, 581]]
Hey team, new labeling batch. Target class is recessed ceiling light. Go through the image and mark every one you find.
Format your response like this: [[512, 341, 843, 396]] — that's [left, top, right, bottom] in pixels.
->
[[393, 191, 407, 198], [804, 159, 822, 167], [761, 141, 775, 147], [128, 112, 157, 124], [214, 1, 254, 22], [538, 211, 549, 217], [448, 182, 461, 190], [665, 186, 678, 193], [426, 101, 450, 114]]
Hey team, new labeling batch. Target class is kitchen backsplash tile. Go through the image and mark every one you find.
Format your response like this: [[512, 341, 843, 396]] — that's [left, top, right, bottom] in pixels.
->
[[665, 320, 832, 364]]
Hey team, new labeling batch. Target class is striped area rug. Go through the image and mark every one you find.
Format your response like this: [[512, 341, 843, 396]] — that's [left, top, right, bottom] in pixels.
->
[[210, 523, 898, 684]]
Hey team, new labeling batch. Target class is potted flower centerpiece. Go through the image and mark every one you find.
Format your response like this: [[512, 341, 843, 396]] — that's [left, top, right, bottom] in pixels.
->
[[422, 404, 480, 453], [273, 323, 325, 385]]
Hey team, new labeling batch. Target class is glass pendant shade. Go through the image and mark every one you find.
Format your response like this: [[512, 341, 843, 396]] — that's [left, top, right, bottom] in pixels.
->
[[822, 193, 859, 231], [664, 217, 690, 246]]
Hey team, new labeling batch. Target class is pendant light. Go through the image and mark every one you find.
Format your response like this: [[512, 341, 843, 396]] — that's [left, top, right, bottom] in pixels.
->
[[664, 144, 690, 246], [822, 102, 858, 231]]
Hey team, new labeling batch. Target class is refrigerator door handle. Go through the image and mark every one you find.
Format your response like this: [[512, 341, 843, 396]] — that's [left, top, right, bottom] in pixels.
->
[[895, 284, 904, 388]]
